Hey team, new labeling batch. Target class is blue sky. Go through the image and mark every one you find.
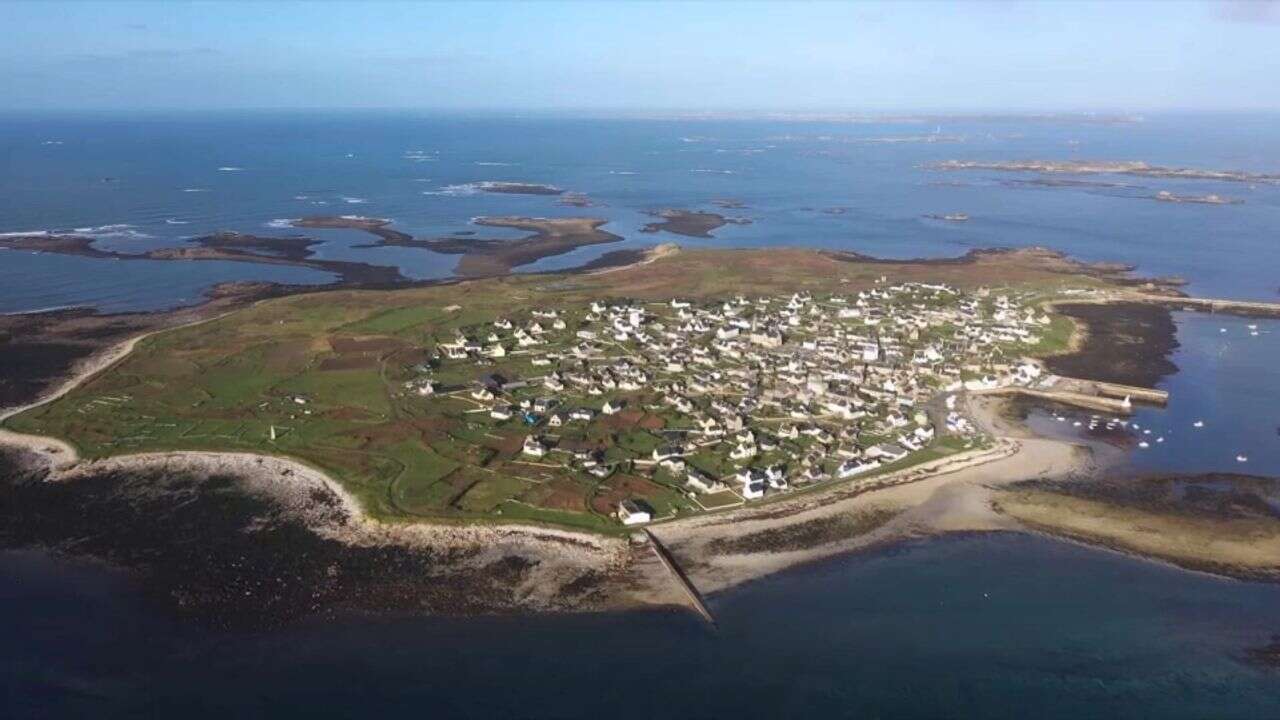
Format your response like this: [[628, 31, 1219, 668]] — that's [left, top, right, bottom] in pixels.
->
[[2, 0, 1278, 112]]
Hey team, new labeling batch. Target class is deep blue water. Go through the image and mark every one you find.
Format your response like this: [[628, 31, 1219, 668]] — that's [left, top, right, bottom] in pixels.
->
[[4, 534, 1279, 720], [2, 112, 1279, 716]]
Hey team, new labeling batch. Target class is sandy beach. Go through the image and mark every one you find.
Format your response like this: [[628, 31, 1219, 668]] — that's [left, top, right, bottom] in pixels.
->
[[653, 395, 1106, 595], [15, 279, 1241, 624], [0, 305, 1102, 620]]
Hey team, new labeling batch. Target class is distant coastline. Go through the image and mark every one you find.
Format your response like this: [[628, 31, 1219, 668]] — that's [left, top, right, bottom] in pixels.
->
[[932, 159, 1280, 184]]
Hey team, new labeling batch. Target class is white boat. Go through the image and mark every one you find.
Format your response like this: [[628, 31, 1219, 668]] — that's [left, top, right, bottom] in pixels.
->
[[1193, 420, 1204, 428], [1138, 441, 1150, 449], [1236, 455, 1249, 463]]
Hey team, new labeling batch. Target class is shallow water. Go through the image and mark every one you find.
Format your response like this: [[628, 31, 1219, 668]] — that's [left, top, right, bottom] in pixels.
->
[[1126, 313, 1280, 477], [1026, 312, 1280, 479]]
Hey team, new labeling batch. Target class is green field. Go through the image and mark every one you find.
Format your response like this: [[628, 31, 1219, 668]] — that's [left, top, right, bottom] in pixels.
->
[[3, 247, 1103, 532]]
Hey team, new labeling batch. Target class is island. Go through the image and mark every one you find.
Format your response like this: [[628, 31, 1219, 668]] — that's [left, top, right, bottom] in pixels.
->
[[0, 214, 629, 283], [335, 216, 625, 276], [1152, 191, 1242, 205], [640, 209, 752, 238], [2, 245, 1277, 627], [931, 159, 1280, 184], [0, 222, 406, 285], [476, 181, 564, 196]]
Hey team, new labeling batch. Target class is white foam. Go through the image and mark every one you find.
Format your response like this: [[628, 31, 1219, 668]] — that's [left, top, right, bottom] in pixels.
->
[[41, 140, 64, 146], [340, 196, 368, 204], [266, 218, 300, 229], [609, 170, 638, 175], [691, 168, 734, 175], [423, 183, 481, 196], [0, 230, 52, 238], [293, 195, 310, 200], [182, 188, 208, 193], [475, 161, 515, 166], [477, 181, 561, 192], [217, 166, 244, 172], [6, 304, 78, 314], [165, 219, 189, 225], [57, 224, 152, 240]]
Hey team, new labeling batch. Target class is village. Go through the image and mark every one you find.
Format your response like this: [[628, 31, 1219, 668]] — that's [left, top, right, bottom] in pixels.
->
[[404, 280, 1057, 526]]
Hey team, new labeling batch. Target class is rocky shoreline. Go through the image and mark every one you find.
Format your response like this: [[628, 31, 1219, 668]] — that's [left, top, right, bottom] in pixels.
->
[[0, 447, 655, 630], [1, 245, 1275, 628]]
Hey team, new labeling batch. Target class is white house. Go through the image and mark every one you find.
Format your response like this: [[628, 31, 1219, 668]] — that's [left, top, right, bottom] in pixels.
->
[[618, 499, 651, 525], [522, 436, 547, 458]]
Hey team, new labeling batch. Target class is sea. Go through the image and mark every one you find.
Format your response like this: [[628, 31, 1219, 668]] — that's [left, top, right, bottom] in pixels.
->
[[1, 111, 1278, 717]]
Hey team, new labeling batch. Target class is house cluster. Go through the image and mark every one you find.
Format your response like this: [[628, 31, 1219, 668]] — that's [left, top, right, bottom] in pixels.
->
[[408, 283, 1050, 523]]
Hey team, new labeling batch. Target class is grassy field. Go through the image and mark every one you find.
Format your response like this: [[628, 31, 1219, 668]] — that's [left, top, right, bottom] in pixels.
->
[[4, 247, 1107, 531]]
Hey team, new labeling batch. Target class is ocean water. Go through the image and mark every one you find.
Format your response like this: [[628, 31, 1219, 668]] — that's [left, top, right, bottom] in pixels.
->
[[3, 112, 1279, 715], [4, 534, 1279, 720], [1128, 313, 1280, 478], [3, 111, 1280, 311]]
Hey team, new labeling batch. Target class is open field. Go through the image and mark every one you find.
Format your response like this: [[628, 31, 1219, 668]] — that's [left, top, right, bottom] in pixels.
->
[[2, 246, 1142, 532]]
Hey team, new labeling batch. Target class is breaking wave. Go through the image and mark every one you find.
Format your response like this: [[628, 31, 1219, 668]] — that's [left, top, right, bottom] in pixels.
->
[[70, 223, 152, 239], [422, 183, 481, 196], [1, 224, 153, 240]]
